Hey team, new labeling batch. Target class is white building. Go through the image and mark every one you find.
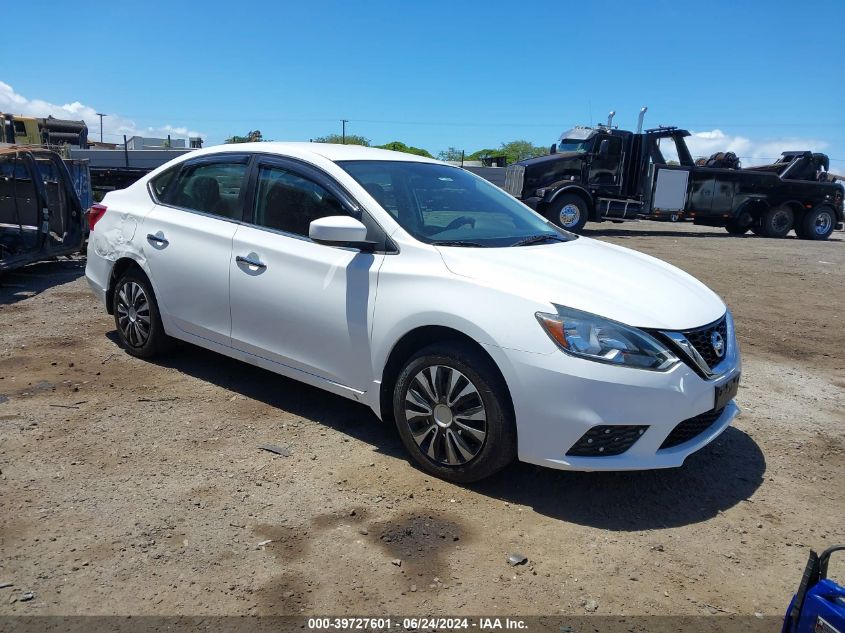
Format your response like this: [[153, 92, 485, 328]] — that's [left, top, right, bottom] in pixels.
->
[[125, 136, 187, 150]]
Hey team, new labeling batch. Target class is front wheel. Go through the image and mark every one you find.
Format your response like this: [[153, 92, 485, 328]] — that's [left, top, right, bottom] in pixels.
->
[[547, 194, 589, 233], [112, 268, 173, 358], [393, 342, 516, 483]]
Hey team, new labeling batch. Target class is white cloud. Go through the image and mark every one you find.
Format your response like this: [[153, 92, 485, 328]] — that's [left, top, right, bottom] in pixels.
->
[[0, 81, 204, 143], [684, 129, 828, 166]]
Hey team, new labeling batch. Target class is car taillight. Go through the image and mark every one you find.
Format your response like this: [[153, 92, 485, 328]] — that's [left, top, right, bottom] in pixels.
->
[[87, 204, 107, 231]]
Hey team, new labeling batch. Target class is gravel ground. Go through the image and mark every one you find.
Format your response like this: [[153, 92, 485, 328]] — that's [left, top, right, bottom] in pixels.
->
[[1, 221, 843, 617]]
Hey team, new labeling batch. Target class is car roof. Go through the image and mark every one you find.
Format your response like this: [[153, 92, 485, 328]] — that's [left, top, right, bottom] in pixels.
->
[[183, 142, 442, 164]]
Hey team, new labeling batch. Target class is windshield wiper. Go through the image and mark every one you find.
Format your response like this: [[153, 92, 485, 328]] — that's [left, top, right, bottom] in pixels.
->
[[433, 240, 488, 247], [512, 234, 568, 247]]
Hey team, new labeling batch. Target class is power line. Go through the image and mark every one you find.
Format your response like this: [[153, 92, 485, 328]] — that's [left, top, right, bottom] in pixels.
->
[[105, 112, 845, 130]]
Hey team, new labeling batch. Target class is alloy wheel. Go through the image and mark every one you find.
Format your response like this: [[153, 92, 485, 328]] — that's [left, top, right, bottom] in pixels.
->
[[403, 365, 487, 466], [116, 281, 151, 347]]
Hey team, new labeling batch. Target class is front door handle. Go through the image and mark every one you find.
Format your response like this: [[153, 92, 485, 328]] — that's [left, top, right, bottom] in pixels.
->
[[146, 233, 169, 246], [236, 254, 267, 269]]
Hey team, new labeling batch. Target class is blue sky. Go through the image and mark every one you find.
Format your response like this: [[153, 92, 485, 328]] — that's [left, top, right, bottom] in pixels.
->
[[2, 0, 843, 166]]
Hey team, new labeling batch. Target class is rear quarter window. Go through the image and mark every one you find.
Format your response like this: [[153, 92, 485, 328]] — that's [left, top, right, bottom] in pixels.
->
[[150, 167, 178, 202]]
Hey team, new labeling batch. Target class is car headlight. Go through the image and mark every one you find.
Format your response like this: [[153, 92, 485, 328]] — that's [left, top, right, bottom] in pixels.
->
[[536, 305, 678, 371]]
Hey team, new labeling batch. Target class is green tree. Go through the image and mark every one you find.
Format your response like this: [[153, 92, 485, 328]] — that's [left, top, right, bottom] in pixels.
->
[[225, 130, 264, 143], [313, 133, 370, 146], [437, 147, 464, 162], [497, 140, 547, 164], [466, 148, 500, 161], [376, 141, 433, 158]]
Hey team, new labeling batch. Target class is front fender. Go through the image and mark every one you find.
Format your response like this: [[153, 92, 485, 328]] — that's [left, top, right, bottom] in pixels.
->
[[544, 183, 593, 208]]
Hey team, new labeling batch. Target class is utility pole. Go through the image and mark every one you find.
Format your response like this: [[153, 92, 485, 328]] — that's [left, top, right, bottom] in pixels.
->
[[341, 119, 348, 144], [95, 113, 107, 142]]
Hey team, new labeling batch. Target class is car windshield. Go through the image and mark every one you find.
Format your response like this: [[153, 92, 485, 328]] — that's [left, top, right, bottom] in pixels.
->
[[338, 160, 576, 247], [556, 139, 590, 153]]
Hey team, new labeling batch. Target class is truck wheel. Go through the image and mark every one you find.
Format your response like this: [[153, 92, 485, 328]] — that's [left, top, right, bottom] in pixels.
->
[[799, 206, 835, 241], [761, 206, 794, 238], [725, 220, 749, 235], [547, 194, 589, 233]]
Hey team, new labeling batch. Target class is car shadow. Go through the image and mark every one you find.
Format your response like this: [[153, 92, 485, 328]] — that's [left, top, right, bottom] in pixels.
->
[[130, 339, 406, 457], [0, 257, 86, 307], [132, 339, 764, 531], [470, 426, 765, 530]]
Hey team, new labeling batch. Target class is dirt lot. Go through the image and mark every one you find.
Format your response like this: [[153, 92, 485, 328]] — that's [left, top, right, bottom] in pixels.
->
[[1, 222, 843, 617]]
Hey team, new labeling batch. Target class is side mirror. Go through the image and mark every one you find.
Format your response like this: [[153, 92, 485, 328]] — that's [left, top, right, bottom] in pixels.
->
[[550, 143, 557, 155], [309, 216, 374, 251], [598, 139, 610, 157]]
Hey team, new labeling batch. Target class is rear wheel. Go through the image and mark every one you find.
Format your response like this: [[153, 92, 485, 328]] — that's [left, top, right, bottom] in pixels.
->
[[761, 206, 794, 238], [725, 220, 749, 235], [393, 342, 516, 483], [112, 268, 172, 358], [798, 206, 835, 241], [547, 194, 589, 233]]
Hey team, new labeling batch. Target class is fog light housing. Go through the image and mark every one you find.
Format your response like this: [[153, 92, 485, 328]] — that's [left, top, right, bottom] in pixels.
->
[[566, 425, 649, 457]]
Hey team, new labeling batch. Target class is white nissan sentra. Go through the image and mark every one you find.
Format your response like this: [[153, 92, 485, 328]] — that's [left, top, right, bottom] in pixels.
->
[[85, 143, 741, 482]]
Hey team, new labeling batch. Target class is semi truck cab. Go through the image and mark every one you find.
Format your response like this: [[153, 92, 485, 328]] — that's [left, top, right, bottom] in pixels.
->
[[506, 121, 698, 230]]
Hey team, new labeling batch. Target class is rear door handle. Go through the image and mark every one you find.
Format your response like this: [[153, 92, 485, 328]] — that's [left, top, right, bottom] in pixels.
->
[[147, 233, 169, 246], [236, 254, 266, 269]]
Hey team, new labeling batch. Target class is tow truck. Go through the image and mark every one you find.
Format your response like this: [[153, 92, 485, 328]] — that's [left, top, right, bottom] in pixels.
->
[[503, 108, 844, 240]]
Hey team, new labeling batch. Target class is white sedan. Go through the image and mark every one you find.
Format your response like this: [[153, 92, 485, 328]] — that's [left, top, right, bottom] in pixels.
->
[[85, 143, 741, 482]]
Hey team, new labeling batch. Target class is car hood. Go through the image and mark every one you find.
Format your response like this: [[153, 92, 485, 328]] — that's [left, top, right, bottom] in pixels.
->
[[436, 237, 726, 330]]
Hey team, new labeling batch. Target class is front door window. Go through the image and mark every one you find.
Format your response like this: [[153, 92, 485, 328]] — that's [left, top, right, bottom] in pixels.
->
[[589, 136, 623, 187]]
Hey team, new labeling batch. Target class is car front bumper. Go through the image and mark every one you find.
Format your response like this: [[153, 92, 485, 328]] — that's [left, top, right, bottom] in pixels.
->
[[485, 341, 741, 471]]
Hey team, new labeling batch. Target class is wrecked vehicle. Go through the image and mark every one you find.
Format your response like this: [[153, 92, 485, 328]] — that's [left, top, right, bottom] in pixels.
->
[[503, 108, 844, 239], [0, 147, 87, 273]]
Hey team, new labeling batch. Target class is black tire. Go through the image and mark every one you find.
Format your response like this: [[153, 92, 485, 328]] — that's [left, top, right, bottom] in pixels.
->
[[750, 224, 766, 236], [112, 267, 173, 358], [725, 221, 749, 235], [798, 206, 836, 241], [392, 341, 516, 483], [546, 194, 589, 233], [761, 206, 794, 238]]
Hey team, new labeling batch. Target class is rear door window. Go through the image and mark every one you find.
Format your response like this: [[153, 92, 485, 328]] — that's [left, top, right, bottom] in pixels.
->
[[166, 159, 249, 221]]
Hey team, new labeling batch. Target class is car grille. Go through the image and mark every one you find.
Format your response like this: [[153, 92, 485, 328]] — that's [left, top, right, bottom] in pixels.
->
[[680, 315, 728, 370], [567, 425, 649, 457], [659, 407, 724, 449], [503, 164, 525, 198]]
